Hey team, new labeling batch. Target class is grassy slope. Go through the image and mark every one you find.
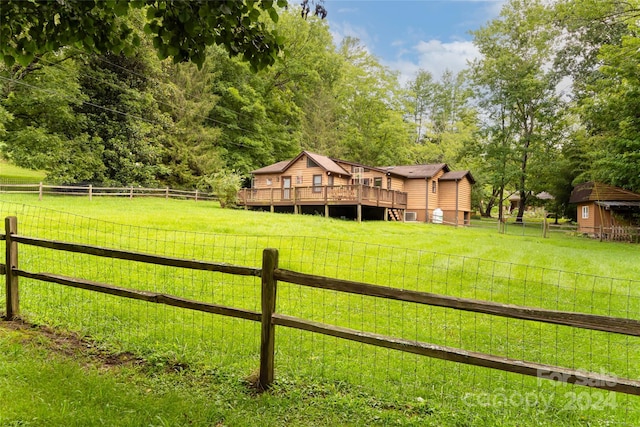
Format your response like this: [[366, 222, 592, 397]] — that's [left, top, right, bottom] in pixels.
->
[[0, 160, 46, 181], [0, 195, 638, 426], [0, 322, 434, 427], [0, 194, 637, 279]]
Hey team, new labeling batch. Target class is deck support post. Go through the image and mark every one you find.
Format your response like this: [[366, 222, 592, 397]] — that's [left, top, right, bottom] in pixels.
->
[[384, 208, 388, 221], [325, 205, 329, 218], [357, 184, 362, 223]]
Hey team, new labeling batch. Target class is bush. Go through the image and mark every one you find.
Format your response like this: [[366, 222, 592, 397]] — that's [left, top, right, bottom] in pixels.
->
[[199, 170, 242, 208]]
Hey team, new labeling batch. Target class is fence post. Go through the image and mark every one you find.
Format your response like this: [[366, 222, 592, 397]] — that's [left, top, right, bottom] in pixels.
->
[[165, 187, 169, 199], [89, 184, 93, 201], [259, 248, 279, 390], [4, 216, 19, 320], [130, 186, 134, 199], [38, 182, 43, 201], [195, 189, 199, 202]]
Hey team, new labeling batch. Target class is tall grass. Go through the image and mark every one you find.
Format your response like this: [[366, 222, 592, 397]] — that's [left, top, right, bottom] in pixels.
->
[[0, 194, 638, 426]]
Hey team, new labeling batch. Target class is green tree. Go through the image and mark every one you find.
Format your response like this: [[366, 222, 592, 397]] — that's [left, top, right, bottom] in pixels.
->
[[0, 0, 287, 70], [334, 37, 412, 166], [470, 0, 566, 222], [579, 29, 640, 192]]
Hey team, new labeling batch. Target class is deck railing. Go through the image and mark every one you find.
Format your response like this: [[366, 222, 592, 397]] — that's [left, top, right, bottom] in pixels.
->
[[238, 184, 407, 208]]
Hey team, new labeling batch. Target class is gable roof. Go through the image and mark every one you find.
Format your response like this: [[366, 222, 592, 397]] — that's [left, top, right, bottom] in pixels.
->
[[251, 151, 350, 176], [305, 151, 350, 176], [440, 170, 476, 184], [383, 164, 448, 179], [569, 181, 640, 204]]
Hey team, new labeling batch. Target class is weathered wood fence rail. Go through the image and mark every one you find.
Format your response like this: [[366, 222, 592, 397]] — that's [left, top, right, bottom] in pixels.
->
[[2, 215, 639, 395], [0, 183, 216, 201]]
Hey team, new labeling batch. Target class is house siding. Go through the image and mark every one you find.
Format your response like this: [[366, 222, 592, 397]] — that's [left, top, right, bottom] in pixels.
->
[[404, 178, 427, 221], [244, 151, 473, 224]]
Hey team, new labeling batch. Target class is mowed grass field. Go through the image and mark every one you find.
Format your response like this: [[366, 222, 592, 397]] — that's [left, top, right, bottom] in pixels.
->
[[0, 193, 639, 426]]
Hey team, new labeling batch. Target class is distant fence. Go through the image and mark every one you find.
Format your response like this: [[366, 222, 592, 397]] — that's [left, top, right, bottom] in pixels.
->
[[0, 183, 217, 201], [470, 217, 579, 238], [2, 214, 639, 399]]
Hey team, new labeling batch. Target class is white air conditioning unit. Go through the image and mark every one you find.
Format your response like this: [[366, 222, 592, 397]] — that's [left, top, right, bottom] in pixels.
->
[[404, 212, 417, 222]]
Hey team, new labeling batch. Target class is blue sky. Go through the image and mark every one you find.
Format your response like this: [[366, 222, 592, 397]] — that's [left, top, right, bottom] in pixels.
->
[[325, 0, 505, 83]]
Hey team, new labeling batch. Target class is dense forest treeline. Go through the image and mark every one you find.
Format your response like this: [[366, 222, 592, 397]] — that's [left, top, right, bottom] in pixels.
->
[[1, 0, 640, 219]]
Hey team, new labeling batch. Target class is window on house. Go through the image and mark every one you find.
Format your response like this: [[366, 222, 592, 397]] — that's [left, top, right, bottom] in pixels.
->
[[432, 181, 437, 193], [313, 174, 322, 192], [374, 177, 382, 187], [266, 178, 272, 186], [582, 205, 589, 219], [328, 175, 334, 187], [363, 178, 371, 186], [387, 177, 392, 190], [307, 157, 319, 168]]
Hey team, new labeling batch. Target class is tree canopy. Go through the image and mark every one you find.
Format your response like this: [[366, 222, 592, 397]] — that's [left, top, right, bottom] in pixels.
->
[[0, 0, 287, 70], [2, 0, 640, 218]]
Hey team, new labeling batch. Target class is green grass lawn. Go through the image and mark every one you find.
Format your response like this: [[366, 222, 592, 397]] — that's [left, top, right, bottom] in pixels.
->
[[0, 194, 638, 426], [0, 159, 46, 182]]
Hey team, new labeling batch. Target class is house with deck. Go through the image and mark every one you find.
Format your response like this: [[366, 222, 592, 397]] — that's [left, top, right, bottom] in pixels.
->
[[569, 181, 640, 241], [237, 151, 474, 224]]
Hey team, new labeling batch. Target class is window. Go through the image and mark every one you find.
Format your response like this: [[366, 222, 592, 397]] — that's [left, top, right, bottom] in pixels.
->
[[313, 174, 322, 192], [582, 205, 589, 219], [363, 178, 371, 186], [296, 175, 303, 185], [328, 175, 334, 187], [432, 181, 437, 193], [307, 157, 319, 168], [266, 178, 272, 186], [387, 177, 392, 190], [374, 177, 382, 187]]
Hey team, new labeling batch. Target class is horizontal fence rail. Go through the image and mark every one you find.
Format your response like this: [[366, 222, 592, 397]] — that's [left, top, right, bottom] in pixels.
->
[[0, 183, 217, 201], [2, 215, 640, 400]]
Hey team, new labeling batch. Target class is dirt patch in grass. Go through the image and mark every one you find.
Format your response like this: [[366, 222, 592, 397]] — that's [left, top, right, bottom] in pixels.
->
[[0, 316, 143, 369]]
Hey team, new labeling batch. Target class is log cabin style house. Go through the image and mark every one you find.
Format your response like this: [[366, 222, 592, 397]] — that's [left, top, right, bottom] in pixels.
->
[[237, 151, 475, 224]]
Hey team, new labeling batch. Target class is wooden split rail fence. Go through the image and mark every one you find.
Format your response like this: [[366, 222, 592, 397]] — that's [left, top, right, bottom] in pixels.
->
[[0, 183, 216, 201], [2, 215, 640, 394]]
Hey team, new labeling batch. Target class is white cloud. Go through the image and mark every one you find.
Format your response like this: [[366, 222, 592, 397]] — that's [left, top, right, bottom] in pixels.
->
[[388, 39, 481, 86], [329, 21, 374, 53]]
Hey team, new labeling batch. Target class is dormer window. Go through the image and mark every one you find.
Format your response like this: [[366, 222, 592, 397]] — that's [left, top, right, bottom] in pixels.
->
[[307, 157, 320, 168]]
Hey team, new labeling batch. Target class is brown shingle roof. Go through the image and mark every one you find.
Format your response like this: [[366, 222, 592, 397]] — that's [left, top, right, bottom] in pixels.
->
[[384, 164, 448, 179], [251, 160, 291, 174], [440, 170, 476, 184], [251, 151, 350, 176], [569, 181, 640, 203], [304, 151, 350, 176]]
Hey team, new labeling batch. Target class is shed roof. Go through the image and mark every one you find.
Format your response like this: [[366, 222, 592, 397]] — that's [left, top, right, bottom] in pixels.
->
[[251, 160, 290, 175], [440, 170, 476, 184], [569, 181, 640, 204], [383, 163, 448, 179]]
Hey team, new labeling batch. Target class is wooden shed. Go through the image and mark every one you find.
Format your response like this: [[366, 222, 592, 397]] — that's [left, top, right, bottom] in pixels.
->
[[569, 181, 640, 241]]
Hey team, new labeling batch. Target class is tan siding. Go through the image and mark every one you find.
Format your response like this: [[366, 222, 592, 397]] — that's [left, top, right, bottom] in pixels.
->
[[287, 155, 323, 188], [438, 181, 457, 210], [405, 179, 427, 213], [458, 179, 472, 211], [577, 202, 594, 233], [253, 174, 281, 189]]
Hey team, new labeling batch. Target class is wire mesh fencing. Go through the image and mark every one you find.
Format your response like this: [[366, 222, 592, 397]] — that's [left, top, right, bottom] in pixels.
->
[[0, 199, 638, 426]]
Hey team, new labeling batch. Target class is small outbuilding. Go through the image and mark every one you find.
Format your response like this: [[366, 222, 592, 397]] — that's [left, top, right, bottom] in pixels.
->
[[569, 181, 640, 241]]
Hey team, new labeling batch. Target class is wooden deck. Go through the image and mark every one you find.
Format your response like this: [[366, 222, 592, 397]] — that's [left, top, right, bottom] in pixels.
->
[[237, 185, 408, 221]]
